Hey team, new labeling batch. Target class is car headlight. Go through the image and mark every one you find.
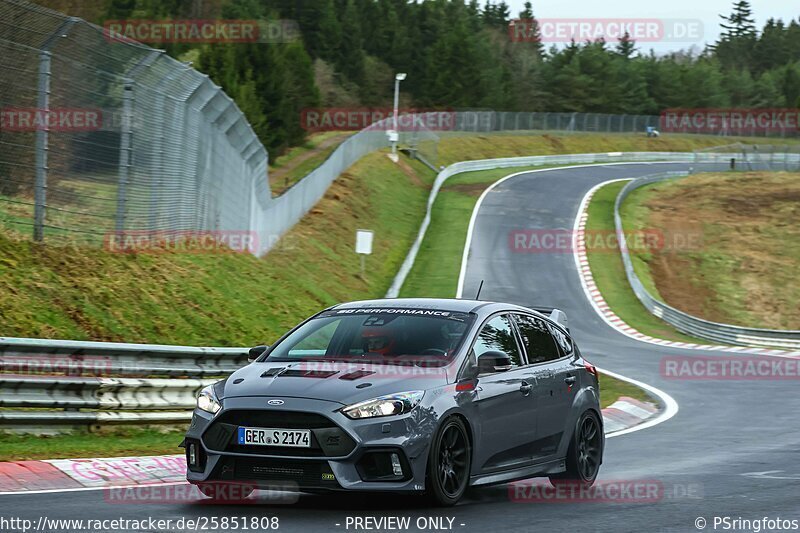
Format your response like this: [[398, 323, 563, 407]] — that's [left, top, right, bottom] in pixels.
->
[[341, 391, 424, 419], [197, 385, 221, 414]]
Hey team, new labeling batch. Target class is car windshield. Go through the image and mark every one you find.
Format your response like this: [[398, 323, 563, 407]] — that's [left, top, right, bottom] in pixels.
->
[[266, 308, 475, 365]]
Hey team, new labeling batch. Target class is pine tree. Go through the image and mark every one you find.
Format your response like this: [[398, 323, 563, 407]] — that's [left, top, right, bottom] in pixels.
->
[[616, 32, 636, 59]]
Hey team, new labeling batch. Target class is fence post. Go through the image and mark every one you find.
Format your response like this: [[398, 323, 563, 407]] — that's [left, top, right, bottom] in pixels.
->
[[115, 50, 162, 234], [148, 66, 183, 231], [33, 18, 78, 242], [33, 50, 52, 242]]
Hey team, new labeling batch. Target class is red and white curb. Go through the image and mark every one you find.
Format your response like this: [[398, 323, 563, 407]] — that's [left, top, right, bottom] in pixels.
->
[[0, 454, 185, 494], [573, 180, 800, 359], [0, 394, 660, 495], [602, 397, 658, 434]]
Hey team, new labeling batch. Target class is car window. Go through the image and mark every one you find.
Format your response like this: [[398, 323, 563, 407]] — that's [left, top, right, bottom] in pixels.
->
[[513, 314, 560, 364], [267, 309, 474, 363], [287, 319, 341, 358], [472, 315, 523, 369], [547, 323, 573, 356]]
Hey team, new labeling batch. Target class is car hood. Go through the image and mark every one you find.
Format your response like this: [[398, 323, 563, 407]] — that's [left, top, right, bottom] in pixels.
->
[[219, 360, 450, 406]]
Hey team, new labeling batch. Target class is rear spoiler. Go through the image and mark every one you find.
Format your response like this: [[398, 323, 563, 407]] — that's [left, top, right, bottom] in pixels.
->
[[528, 306, 569, 332]]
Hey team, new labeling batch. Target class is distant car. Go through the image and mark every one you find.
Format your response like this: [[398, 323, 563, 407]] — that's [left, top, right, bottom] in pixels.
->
[[183, 298, 603, 506]]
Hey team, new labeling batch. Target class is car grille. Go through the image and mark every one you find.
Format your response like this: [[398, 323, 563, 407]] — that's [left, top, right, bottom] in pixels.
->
[[235, 458, 325, 484], [202, 409, 356, 458], [211, 456, 340, 488]]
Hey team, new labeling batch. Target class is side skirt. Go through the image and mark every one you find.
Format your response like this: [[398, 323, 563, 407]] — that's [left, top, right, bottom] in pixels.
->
[[468, 458, 566, 487]]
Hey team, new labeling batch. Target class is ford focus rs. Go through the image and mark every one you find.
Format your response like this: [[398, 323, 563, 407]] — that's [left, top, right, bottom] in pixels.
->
[[183, 298, 603, 506]]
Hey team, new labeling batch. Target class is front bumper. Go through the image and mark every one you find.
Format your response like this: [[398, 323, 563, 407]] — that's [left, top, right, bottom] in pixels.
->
[[184, 396, 436, 492]]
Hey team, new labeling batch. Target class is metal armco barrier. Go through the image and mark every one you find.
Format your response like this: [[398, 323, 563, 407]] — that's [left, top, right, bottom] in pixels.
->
[[0, 336, 248, 377], [0, 336, 243, 429], [615, 172, 800, 349], [1, 375, 213, 410], [385, 151, 800, 299]]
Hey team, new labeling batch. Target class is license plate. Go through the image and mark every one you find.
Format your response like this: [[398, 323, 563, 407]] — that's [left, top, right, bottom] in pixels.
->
[[237, 427, 311, 448]]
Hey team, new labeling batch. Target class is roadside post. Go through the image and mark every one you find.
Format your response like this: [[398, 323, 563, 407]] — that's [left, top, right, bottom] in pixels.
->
[[355, 229, 374, 278]]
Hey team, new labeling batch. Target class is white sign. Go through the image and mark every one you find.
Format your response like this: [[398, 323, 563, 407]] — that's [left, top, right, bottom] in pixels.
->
[[355, 229, 374, 255]]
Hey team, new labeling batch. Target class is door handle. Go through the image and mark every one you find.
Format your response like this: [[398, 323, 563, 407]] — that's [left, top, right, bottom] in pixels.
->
[[564, 376, 577, 385], [519, 381, 532, 395]]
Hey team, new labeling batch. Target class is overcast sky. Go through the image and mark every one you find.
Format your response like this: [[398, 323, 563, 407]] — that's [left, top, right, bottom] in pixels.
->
[[501, 0, 798, 54]]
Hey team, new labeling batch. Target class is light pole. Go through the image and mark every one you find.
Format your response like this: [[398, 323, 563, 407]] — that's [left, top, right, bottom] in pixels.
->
[[390, 72, 406, 160]]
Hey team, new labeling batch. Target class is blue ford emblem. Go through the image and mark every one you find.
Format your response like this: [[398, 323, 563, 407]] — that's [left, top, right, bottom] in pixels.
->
[[267, 399, 285, 406]]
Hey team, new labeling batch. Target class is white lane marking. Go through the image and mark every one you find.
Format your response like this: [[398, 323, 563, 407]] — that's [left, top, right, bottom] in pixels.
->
[[741, 470, 800, 480], [454, 161, 682, 298], [599, 367, 679, 438], [454, 164, 682, 437], [0, 481, 188, 496], [572, 179, 800, 358]]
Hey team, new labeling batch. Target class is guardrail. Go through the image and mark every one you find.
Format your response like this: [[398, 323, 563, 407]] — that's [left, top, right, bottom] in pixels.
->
[[0, 336, 248, 377], [385, 150, 800, 298], [614, 172, 800, 349], [0, 337, 243, 430]]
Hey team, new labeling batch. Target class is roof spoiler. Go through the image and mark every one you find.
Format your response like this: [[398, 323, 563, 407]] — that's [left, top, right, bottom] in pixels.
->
[[529, 306, 569, 331]]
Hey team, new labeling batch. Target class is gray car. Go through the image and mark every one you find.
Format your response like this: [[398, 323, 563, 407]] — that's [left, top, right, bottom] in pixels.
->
[[183, 298, 603, 506]]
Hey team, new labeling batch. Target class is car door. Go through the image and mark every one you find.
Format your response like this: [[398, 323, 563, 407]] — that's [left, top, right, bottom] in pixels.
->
[[545, 321, 581, 454], [470, 314, 538, 473], [512, 313, 573, 461]]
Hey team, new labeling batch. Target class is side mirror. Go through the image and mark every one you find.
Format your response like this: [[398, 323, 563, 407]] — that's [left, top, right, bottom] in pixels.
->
[[248, 345, 269, 362], [477, 350, 513, 373]]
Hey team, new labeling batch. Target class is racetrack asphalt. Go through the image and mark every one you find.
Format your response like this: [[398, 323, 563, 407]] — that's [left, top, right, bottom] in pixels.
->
[[2, 162, 798, 533]]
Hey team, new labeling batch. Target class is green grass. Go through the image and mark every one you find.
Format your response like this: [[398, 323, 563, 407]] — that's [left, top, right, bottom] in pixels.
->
[[0, 151, 434, 345], [399, 166, 546, 297], [0, 427, 185, 461], [598, 372, 650, 408], [585, 181, 714, 344], [620, 171, 800, 330], [435, 132, 799, 166], [269, 131, 354, 194]]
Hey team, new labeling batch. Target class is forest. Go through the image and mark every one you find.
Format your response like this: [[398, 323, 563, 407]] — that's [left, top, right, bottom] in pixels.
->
[[37, 0, 800, 155]]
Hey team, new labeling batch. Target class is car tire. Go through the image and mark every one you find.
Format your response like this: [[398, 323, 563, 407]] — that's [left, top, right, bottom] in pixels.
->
[[425, 416, 471, 507], [549, 410, 602, 487]]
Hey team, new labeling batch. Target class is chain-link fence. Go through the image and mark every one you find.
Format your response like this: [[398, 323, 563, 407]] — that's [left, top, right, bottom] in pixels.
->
[[0, 0, 268, 246], [1, 0, 797, 255], [695, 143, 800, 171], [447, 111, 662, 134]]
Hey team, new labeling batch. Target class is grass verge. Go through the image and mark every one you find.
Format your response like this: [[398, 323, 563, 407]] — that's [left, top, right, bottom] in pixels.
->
[[0, 152, 434, 345], [585, 181, 714, 344], [598, 372, 651, 408], [269, 131, 354, 194], [0, 427, 185, 461], [620, 171, 800, 330], [435, 132, 799, 166]]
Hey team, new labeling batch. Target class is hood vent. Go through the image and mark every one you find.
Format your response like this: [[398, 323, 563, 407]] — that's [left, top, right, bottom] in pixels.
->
[[281, 369, 339, 379], [339, 370, 375, 381], [261, 367, 285, 377]]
